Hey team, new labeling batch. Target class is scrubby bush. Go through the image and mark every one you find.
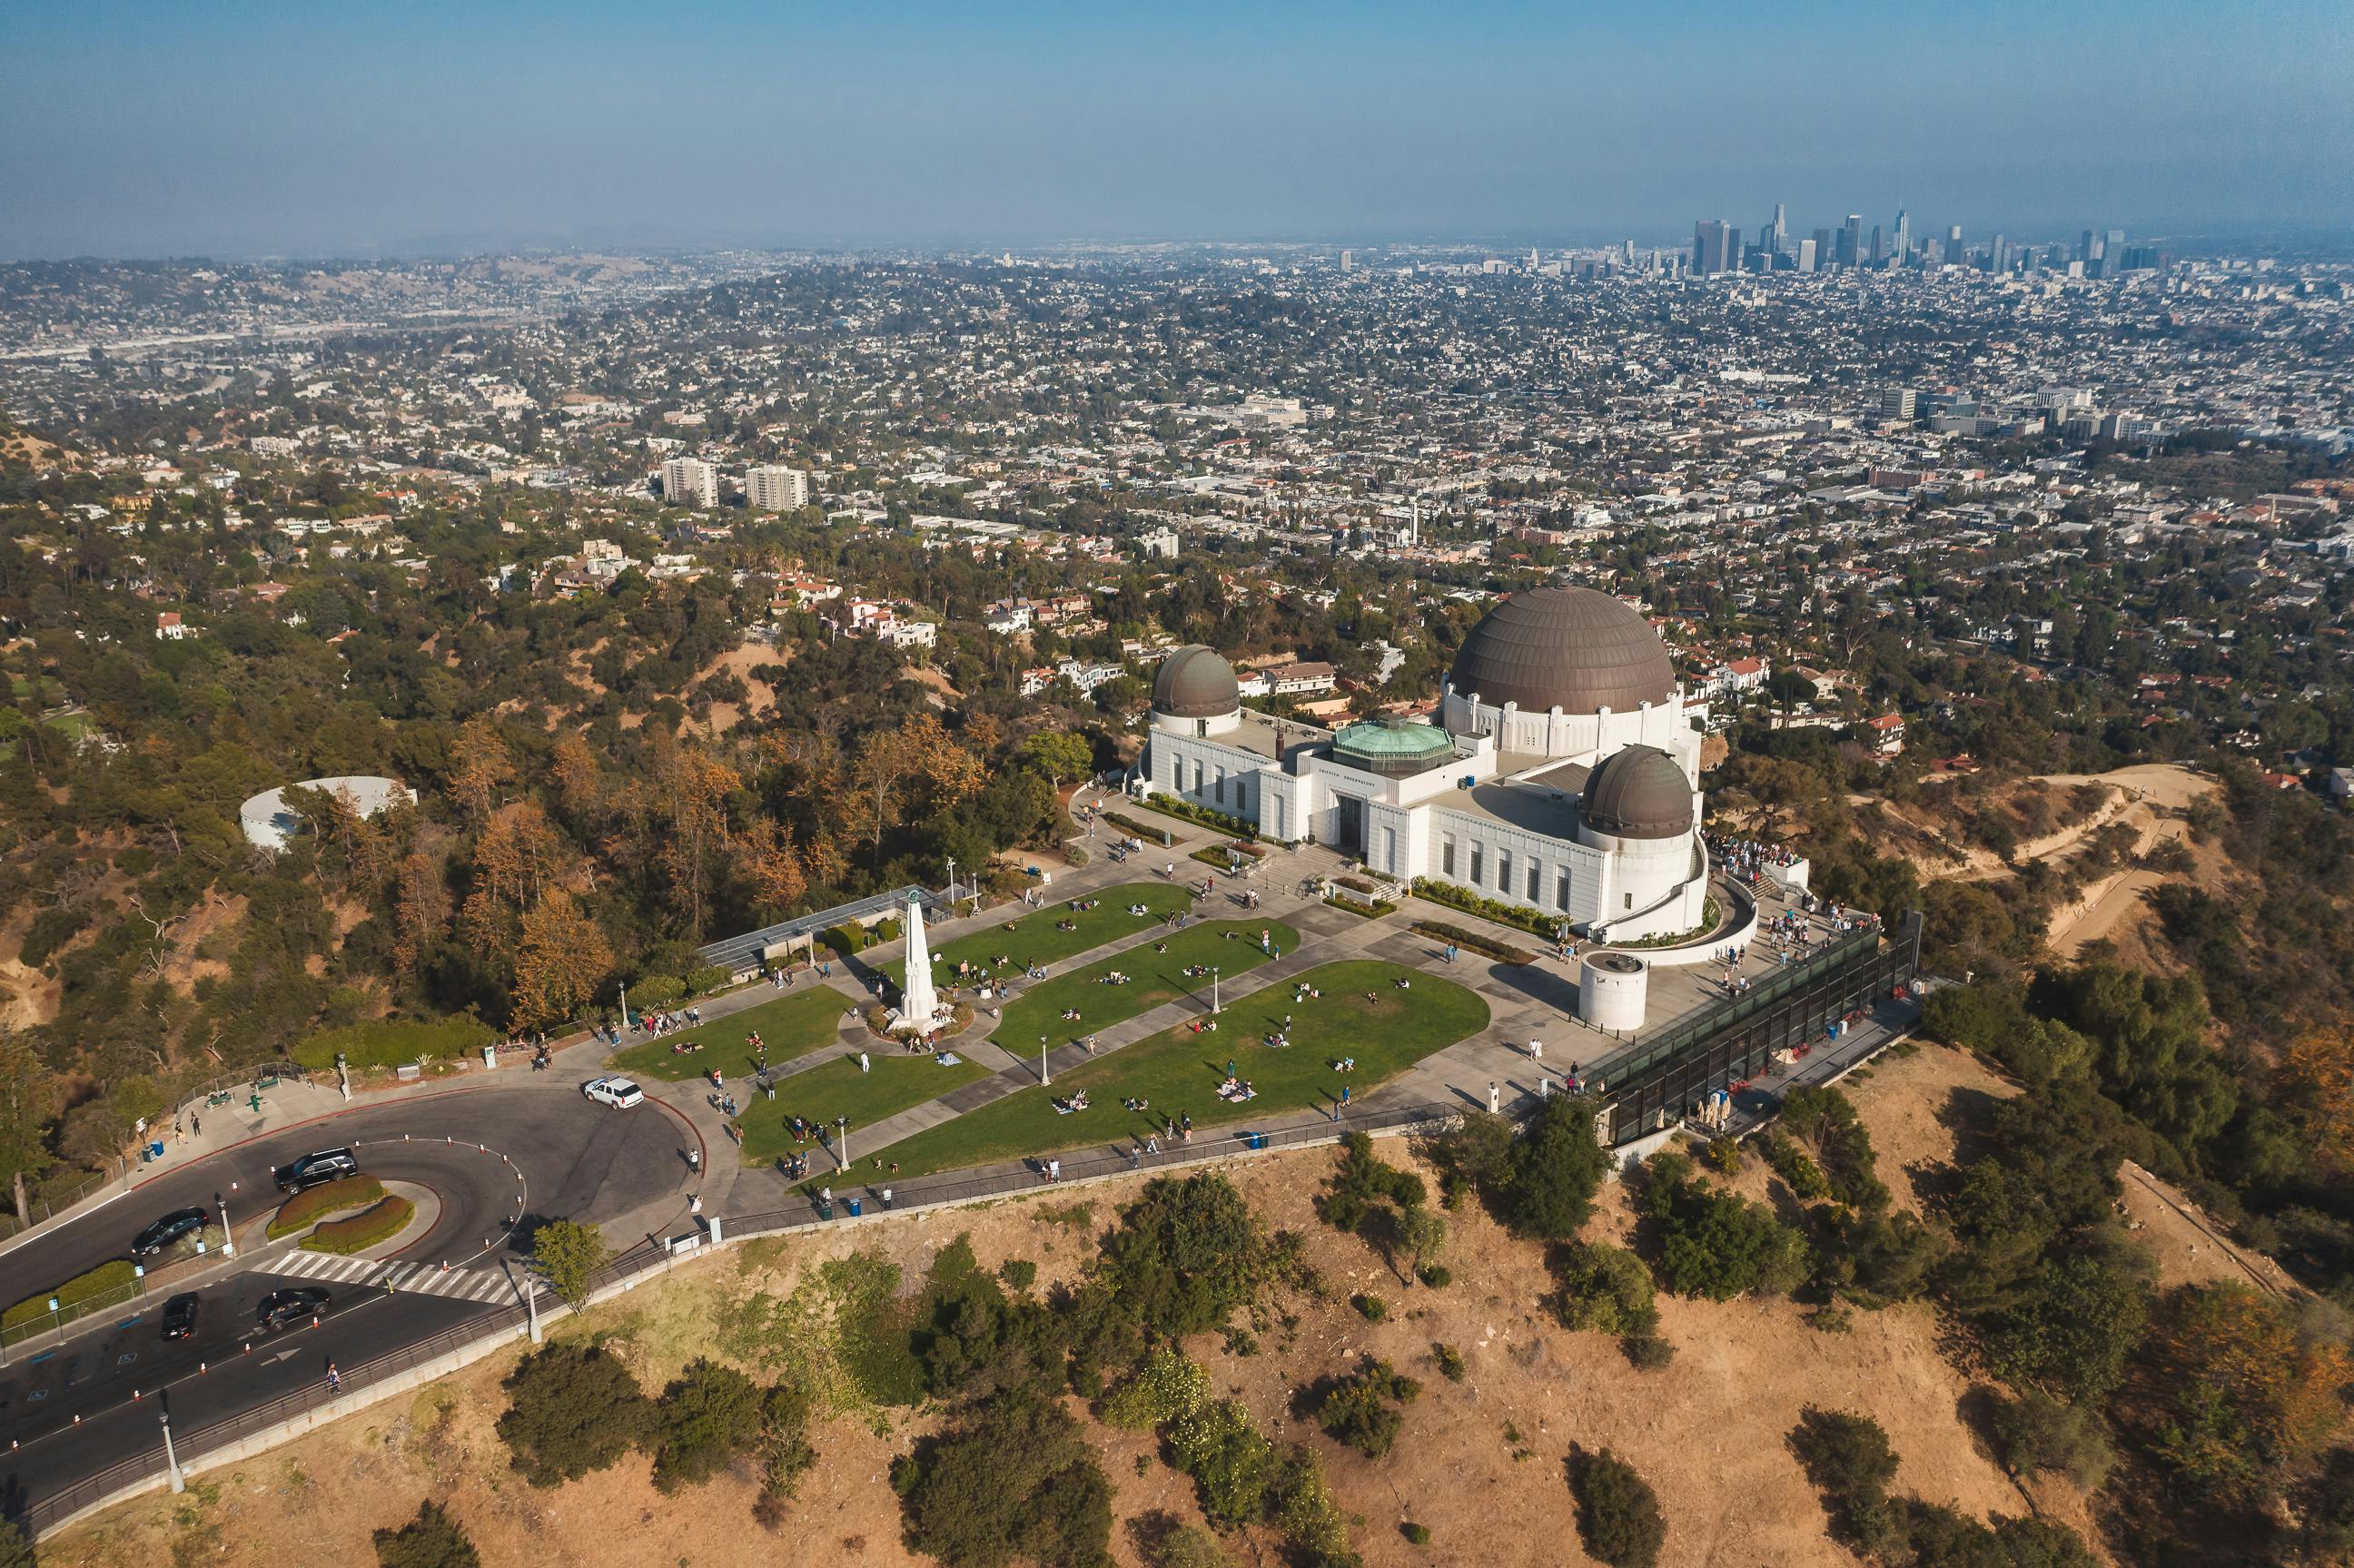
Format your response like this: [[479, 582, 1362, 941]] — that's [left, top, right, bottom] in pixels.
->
[[1103, 1347, 1212, 1430], [496, 1344, 654, 1486], [1553, 1241, 1659, 1338], [1704, 1136, 1742, 1175], [1433, 1343, 1467, 1382], [1645, 1153, 1810, 1300], [1989, 1389, 2115, 1490], [1170, 1399, 1280, 1528], [1777, 1087, 1890, 1210], [1568, 1445, 1666, 1568], [1103, 1174, 1271, 1338], [649, 1357, 765, 1494], [372, 1500, 479, 1568], [1316, 1358, 1422, 1458], [1352, 1293, 1388, 1322], [753, 1382, 819, 1522], [1761, 1131, 1833, 1200], [894, 1386, 1113, 1568]]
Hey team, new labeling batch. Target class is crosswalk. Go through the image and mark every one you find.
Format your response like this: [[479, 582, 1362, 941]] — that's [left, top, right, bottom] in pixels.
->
[[257, 1249, 516, 1305]]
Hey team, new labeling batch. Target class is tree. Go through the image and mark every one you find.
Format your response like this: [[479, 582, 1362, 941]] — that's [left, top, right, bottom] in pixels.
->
[[496, 1343, 653, 1486], [2136, 1282, 2349, 1508], [1787, 1406, 1902, 1554], [0, 1031, 55, 1225], [1018, 730, 1093, 791], [2283, 1026, 2354, 1172], [893, 1386, 1115, 1568], [1504, 1092, 1610, 1239], [1645, 1154, 1810, 1301], [1568, 1446, 1667, 1568], [1553, 1241, 1660, 1339], [446, 715, 515, 824], [741, 816, 807, 914], [1988, 1390, 2115, 1490], [1315, 1358, 1421, 1458], [0, 1519, 32, 1568], [510, 890, 613, 1031], [649, 1357, 765, 1493], [1396, 1204, 1447, 1283], [372, 1500, 480, 1568], [529, 1217, 610, 1309], [1103, 1174, 1269, 1338]]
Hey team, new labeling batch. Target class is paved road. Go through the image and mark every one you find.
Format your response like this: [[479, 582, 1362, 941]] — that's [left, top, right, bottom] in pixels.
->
[[0, 1080, 692, 1515]]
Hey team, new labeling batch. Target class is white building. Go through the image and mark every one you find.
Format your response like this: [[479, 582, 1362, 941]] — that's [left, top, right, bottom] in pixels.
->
[[661, 457, 720, 509], [240, 775, 418, 854], [1139, 588, 1714, 942], [747, 464, 812, 511]]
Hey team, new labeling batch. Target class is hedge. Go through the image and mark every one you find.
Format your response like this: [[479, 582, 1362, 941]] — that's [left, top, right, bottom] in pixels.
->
[[1409, 878, 1560, 939], [1136, 794, 1271, 842], [5, 1258, 139, 1330], [1324, 892, 1396, 919], [295, 1016, 494, 1072], [301, 1195, 416, 1256], [1410, 920, 1535, 965], [1103, 810, 1171, 845], [268, 1174, 386, 1238], [820, 923, 871, 956]]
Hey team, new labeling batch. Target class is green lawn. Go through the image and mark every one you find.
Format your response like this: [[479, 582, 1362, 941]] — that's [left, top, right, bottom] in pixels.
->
[[733, 1050, 990, 1168], [895, 881, 1194, 993], [864, 960, 1489, 1180], [988, 918, 1298, 1054], [607, 986, 847, 1082]]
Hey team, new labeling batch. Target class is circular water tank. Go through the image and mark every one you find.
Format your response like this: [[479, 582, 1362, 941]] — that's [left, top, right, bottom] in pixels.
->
[[1579, 951, 1648, 1033]]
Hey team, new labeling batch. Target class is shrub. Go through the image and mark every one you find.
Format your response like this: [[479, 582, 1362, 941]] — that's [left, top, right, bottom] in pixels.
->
[[1402, 1522, 1431, 1544], [1704, 1136, 1742, 1175], [1990, 1389, 2115, 1490], [1433, 1343, 1467, 1382], [1504, 1093, 1611, 1239], [1409, 878, 1556, 939], [3, 1258, 139, 1330], [1103, 1347, 1212, 1430], [1316, 1359, 1422, 1458], [1645, 1153, 1810, 1300], [295, 1016, 493, 1072], [1170, 1400, 1280, 1527], [1315, 1132, 1426, 1235], [1139, 793, 1264, 842], [1777, 1087, 1890, 1210], [629, 974, 687, 1010], [1102, 1174, 1271, 1338], [1102, 810, 1167, 844], [269, 1174, 388, 1238], [754, 1381, 819, 1515], [1353, 1293, 1388, 1323], [1626, 1335, 1676, 1371], [372, 1500, 479, 1568], [1553, 1241, 1660, 1339], [1270, 1445, 1358, 1568], [302, 1195, 414, 1255], [1761, 1131, 1833, 1200], [1132, 1520, 1233, 1568], [685, 963, 733, 993], [1323, 892, 1394, 918], [1568, 1445, 1667, 1568], [1787, 1406, 1902, 1553], [1408, 918, 1533, 965], [497, 1344, 654, 1486], [820, 923, 869, 956], [1417, 1264, 1451, 1288], [649, 1357, 765, 1494], [529, 1218, 611, 1309], [895, 1386, 1114, 1568]]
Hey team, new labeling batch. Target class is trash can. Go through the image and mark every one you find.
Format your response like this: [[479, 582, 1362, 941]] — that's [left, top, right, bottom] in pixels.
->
[[1247, 1133, 1268, 1151], [847, 1198, 863, 1218], [818, 1200, 834, 1221]]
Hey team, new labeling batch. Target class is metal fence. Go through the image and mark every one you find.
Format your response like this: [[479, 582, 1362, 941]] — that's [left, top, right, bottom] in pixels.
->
[[696, 884, 947, 975], [15, 1097, 1459, 1539]]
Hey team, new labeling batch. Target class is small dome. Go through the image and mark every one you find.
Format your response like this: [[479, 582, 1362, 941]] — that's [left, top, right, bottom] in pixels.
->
[[1448, 587, 1676, 715], [1151, 646, 1240, 718], [1332, 716, 1453, 777], [1579, 745, 1693, 840]]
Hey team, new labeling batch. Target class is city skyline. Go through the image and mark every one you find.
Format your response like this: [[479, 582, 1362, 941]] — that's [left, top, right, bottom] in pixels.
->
[[3, 0, 2349, 261]]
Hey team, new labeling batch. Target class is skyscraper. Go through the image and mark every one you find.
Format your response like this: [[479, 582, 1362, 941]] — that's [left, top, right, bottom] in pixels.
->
[[1869, 224, 1885, 266], [1340, 249, 1353, 272], [1795, 238, 1818, 272], [1693, 219, 1735, 275], [1894, 208, 1911, 262], [746, 464, 811, 511], [1770, 202, 1787, 253], [660, 456, 719, 509], [1838, 214, 1863, 269], [1812, 228, 1834, 269]]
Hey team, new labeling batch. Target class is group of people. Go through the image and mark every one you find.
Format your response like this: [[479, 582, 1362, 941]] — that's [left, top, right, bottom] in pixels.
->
[[1215, 1077, 1258, 1103], [1053, 1090, 1093, 1114], [634, 1006, 699, 1036]]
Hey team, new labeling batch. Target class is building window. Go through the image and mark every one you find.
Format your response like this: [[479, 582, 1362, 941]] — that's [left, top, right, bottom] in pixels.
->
[[1441, 836, 1456, 876], [1528, 861, 1541, 902], [1557, 867, 1570, 908], [1192, 761, 1204, 794], [1469, 843, 1484, 883], [1624, 892, 1633, 911], [1214, 766, 1226, 805], [1497, 849, 1512, 894], [1275, 797, 1288, 838], [1383, 825, 1398, 874]]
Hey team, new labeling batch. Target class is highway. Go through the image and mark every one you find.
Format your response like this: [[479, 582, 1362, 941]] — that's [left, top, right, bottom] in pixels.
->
[[0, 1080, 690, 1521]]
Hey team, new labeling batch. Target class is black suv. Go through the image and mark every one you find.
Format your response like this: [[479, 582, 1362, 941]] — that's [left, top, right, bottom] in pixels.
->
[[160, 1293, 201, 1341], [272, 1148, 358, 1193], [131, 1207, 208, 1259], [255, 1287, 331, 1331]]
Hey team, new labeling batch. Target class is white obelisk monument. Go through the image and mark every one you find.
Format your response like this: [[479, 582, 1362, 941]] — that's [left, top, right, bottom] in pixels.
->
[[898, 891, 938, 1032]]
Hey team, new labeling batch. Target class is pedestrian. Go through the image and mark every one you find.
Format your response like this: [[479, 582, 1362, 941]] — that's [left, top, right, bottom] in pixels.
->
[[1048, 1158, 1062, 1184], [882, 1187, 894, 1208], [858, 1050, 870, 1073], [1340, 1083, 1350, 1109], [327, 1361, 341, 1393], [1489, 1081, 1500, 1114], [193, 1113, 202, 1138], [689, 1193, 703, 1218], [1528, 1038, 1543, 1062]]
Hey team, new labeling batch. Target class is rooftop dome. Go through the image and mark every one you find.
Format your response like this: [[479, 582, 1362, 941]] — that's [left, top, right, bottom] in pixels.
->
[[1448, 587, 1676, 715], [1579, 745, 1694, 840], [1332, 716, 1454, 777], [1151, 646, 1240, 718]]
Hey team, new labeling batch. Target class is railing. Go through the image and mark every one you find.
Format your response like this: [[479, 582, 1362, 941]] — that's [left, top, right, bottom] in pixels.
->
[[696, 885, 948, 975], [14, 1098, 1461, 1539]]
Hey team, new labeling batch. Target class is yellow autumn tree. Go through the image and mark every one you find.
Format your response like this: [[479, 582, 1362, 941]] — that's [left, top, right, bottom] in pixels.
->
[[448, 715, 515, 824], [2284, 1028, 2354, 1171], [460, 801, 576, 949], [742, 817, 806, 914], [2137, 1281, 2349, 1507], [391, 850, 448, 980], [510, 891, 613, 1033]]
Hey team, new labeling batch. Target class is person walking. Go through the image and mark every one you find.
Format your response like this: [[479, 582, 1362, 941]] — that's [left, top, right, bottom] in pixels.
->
[[1047, 1158, 1062, 1184], [326, 1361, 341, 1394], [858, 1050, 870, 1074], [689, 1193, 703, 1219], [1528, 1038, 1543, 1063]]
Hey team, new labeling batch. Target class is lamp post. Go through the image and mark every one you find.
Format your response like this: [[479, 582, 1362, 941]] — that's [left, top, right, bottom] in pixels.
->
[[1039, 1035, 1050, 1088], [161, 1407, 183, 1494], [215, 1189, 234, 1258], [945, 857, 957, 904], [836, 1116, 849, 1174], [1212, 966, 1221, 1015]]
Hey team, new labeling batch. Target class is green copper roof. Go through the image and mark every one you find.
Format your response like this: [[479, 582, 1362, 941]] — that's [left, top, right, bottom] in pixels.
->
[[1332, 718, 1453, 774]]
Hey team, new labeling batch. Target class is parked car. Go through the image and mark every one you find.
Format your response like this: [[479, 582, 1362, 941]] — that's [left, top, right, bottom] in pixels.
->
[[582, 1076, 645, 1109], [255, 1287, 331, 1331], [160, 1293, 201, 1341], [272, 1148, 358, 1193], [131, 1207, 208, 1259]]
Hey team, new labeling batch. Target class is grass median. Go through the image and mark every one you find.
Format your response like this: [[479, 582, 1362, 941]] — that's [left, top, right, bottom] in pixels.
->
[[607, 985, 847, 1082], [862, 959, 1489, 1181], [987, 918, 1298, 1055], [893, 881, 1194, 994], [732, 1050, 993, 1169]]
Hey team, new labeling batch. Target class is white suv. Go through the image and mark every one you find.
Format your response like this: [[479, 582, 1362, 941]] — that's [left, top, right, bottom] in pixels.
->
[[582, 1076, 645, 1109]]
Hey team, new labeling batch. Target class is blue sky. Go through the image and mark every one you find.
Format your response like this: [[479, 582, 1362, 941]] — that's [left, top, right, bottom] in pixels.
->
[[1, 0, 2348, 259]]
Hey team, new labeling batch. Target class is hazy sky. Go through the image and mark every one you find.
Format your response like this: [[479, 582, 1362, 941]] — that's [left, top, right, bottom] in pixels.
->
[[3, 0, 2349, 260]]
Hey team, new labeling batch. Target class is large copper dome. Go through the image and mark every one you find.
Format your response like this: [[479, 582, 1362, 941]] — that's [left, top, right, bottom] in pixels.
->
[[1580, 745, 1695, 840], [1151, 646, 1240, 717], [1448, 587, 1676, 715]]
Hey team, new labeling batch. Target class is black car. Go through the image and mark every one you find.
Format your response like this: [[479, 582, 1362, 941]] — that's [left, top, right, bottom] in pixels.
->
[[130, 1207, 208, 1259], [255, 1287, 331, 1331], [160, 1293, 201, 1341], [272, 1148, 358, 1193]]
